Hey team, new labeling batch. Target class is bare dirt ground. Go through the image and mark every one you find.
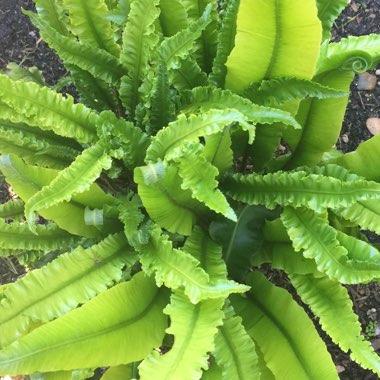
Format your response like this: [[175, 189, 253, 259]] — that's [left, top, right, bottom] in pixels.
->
[[0, 1, 379, 379]]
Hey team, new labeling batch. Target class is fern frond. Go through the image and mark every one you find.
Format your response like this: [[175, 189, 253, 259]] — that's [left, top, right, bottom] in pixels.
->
[[63, 0, 120, 57], [316, 0, 349, 40], [5, 63, 46, 86], [27, 12, 126, 86], [0, 220, 79, 252], [134, 164, 205, 235], [245, 77, 348, 107], [139, 225, 248, 303], [170, 58, 208, 91], [159, 0, 189, 37], [0, 75, 98, 144], [0, 155, 114, 238], [210, 0, 239, 88], [176, 143, 236, 221], [146, 108, 254, 162], [0, 119, 80, 169], [181, 86, 301, 130], [0, 273, 168, 374], [0, 233, 136, 348], [159, 4, 212, 70], [0, 199, 24, 219], [281, 207, 380, 283], [139, 291, 224, 380], [290, 274, 380, 375], [231, 272, 338, 380], [213, 302, 259, 380], [119, 0, 160, 119], [25, 140, 112, 230], [223, 170, 380, 212], [203, 128, 233, 176], [33, 0, 69, 35]]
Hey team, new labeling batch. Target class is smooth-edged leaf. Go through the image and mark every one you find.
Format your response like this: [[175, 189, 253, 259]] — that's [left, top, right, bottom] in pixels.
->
[[290, 274, 380, 376], [281, 207, 380, 283], [0, 220, 79, 253], [327, 134, 380, 181], [4, 63, 46, 86], [225, 0, 322, 93], [146, 108, 254, 162], [223, 170, 380, 213], [0, 272, 168, 375], [176, 143, 236, 221], [209, 205, 277, 279], [0, 74, 98, 144], [181, 86, 301, 130], [316, 0, 349, 40], [0, 118, 80, 169], [245, 77, 348, 107], [210, 0, 239, 88], [139, 225, 248, 304], [119, 0, 160, 118], [139, 291, 224, 380], [27, 12, 126, 86], [213, 302, 259, 380], [101, 365, 135, 380], [0, 233, 136, 348], [158, 0, 189, 37], [0, 155, 114, 238], [231, 272, 338, 380], [25, 140, 112, 230], [203, 128, 233, 176], [135, 163, 206, 235], [33, 0, 69, 35], [63, 0, 120, 56]]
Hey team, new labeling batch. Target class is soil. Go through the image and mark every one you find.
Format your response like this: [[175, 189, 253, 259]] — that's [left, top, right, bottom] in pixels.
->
[[0, 1, 379, 379]]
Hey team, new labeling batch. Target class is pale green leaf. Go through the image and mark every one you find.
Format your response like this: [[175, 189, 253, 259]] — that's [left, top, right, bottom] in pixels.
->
[[316, 0, 349, 40]]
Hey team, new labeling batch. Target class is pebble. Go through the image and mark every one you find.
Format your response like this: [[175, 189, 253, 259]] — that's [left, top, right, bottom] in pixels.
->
[[336, 365, 345, 373], [366, 118, 380, 136], [357, 72, 378, 90], [376, 69, 380, 76]]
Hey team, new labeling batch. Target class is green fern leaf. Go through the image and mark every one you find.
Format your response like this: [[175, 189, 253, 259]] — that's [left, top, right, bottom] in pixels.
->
[[316, 0, 349, 40], [176, 143, 236, 221], [33, 0, 69, 35], [203, 128, 233, 176], [0, 220, 79, 252], [101, 365, 135, 380], [213, 303, 259, 380], [0, 233, 136, 348], [27, 12, 126, 86], [245, 77, 348, 107], [170, 58, 208, 91], [281, 207, 380, 283], [181, 86, 301, 130], [119, 0, 160, 119], [146, 108, 254, 162], [223, 170, 380, 212], [0, 155, 114, 238], [63, 0, 120, 57], [159, 0, 189, 37], [135, 163, 206, 235], [25, 140, 112, 230], [0, 75, 98, 144], [139, 291, 224, 380], [139, 225, 249, 303], [210, 0, 239, 88], [231, 272, 338, 380], [290, 274, 380, 375], [0, 199, 24, 219], [5, 63, 46, 86], [0, 272, 168, 374], [201, 362, 223, 379]]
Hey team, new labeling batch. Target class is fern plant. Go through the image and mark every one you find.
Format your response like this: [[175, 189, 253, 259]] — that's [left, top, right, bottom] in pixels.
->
[[0, 0, 380, 378]]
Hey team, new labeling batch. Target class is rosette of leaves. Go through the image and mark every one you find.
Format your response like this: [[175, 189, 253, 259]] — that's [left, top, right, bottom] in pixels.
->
[[0, 0, 380, 378]]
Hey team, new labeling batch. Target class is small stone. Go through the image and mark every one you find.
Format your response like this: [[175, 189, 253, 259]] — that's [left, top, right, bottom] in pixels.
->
[[357, 72, 378, 91], [376, 69, 380, 76], [341, 134, 349, 143], [336, 365, 345, 374], [366, 118, 380, 136], [350, 2, 358, 12]]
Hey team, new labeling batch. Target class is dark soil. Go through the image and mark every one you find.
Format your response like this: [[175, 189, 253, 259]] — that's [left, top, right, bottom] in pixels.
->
[[0, 1, 379, 379]]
